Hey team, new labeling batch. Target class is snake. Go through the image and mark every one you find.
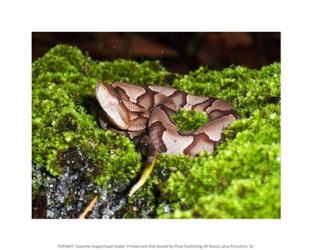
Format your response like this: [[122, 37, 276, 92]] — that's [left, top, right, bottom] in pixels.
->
[[95, 82, 239, 196]]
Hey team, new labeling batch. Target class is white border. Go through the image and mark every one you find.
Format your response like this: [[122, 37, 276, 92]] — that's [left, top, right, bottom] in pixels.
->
[[1, 0, 312, 249]]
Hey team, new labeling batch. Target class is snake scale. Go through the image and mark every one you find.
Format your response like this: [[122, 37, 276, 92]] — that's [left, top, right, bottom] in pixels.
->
[[95, 82, 239, 196]]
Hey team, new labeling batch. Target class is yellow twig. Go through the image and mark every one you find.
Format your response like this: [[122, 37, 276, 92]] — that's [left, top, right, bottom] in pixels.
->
[[78, 196, 98, 219]]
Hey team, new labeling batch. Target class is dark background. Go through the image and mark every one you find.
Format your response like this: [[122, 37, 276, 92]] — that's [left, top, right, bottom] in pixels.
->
[[32, 32, 280, 74]]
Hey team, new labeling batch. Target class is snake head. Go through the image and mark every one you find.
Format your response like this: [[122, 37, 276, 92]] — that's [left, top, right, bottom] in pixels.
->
[[95, 83, 129, 129]]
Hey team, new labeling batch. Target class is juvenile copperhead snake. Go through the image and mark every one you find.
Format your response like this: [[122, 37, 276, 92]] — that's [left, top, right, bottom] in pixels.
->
[[95, 82, 239, 196]]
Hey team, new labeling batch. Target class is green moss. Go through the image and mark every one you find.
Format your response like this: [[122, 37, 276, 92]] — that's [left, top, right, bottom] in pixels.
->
[[173, 64, 280, 118], [32, 44, 280, 218], [157, 103, 280, 218], [172, 109, 209, 132], [164, 175, 280, 219]]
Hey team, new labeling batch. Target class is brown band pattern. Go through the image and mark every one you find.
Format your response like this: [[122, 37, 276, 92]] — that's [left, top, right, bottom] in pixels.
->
[[96, 82, 239, 158]]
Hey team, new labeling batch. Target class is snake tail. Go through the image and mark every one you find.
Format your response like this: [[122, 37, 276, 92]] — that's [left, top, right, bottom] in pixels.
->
[[128, 154, 157, 197]]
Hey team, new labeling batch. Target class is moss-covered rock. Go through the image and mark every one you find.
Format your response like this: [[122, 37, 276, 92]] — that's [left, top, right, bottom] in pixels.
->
[[32, 44, 280, 218]]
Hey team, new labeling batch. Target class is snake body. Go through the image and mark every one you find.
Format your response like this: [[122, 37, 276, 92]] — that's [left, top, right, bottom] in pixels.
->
[[95, 82, 239, 195]]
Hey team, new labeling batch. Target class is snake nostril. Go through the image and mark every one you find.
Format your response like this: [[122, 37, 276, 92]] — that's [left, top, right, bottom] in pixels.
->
[[107, 97, 118, 106]]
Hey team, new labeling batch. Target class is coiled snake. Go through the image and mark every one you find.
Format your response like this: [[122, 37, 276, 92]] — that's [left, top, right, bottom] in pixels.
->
[[95, 83, 239, 196]]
